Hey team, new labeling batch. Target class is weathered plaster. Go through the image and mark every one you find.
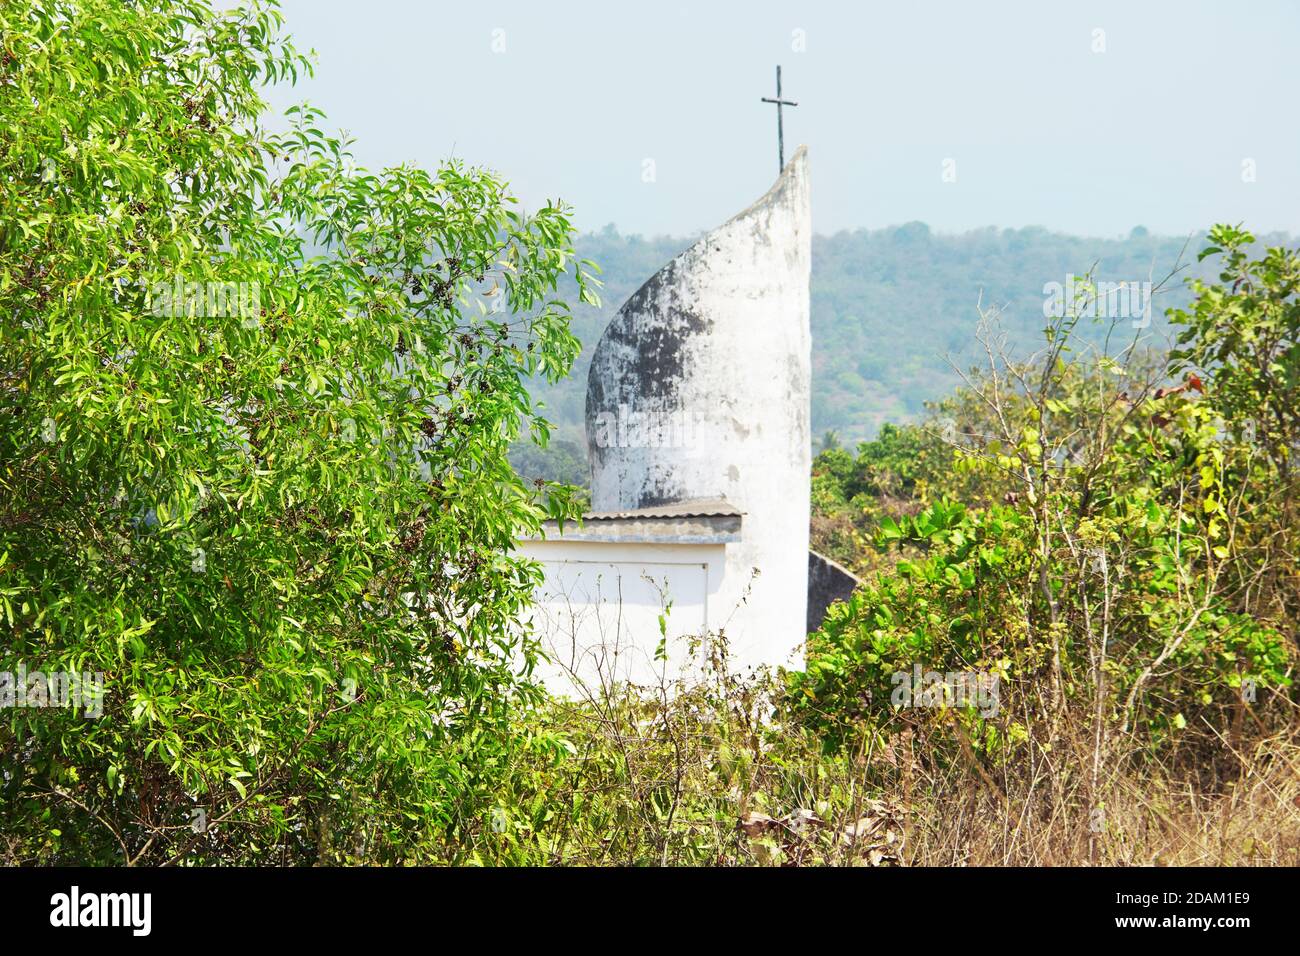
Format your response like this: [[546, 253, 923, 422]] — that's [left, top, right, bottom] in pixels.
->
[[583, 146, 813, 672]]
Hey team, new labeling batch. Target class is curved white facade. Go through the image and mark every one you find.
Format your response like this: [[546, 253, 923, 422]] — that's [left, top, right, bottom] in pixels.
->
[[582, 147, 812, 672]]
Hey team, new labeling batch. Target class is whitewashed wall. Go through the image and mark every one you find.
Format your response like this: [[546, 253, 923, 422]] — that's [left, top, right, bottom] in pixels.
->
[[517, 539, 726, 693], [583, 148, 813, 675]]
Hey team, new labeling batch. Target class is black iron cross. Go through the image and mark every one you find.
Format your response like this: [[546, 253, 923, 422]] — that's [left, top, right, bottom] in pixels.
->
[[760, 65, 798, 172]]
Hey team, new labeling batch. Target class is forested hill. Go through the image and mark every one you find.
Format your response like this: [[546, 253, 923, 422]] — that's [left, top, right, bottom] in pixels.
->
[[514, 223, 1295, 483]]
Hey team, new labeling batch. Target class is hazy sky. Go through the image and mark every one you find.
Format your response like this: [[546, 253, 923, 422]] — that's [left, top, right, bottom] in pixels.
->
[[264, 0, 1299, 238]]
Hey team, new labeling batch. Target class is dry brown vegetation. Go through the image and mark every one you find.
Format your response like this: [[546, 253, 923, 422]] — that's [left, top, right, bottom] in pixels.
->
[[445, 626, 1299, 867]]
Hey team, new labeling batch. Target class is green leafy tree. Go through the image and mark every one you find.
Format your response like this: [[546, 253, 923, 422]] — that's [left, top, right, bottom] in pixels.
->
[[794, 248, 1296, 799], [1169, 224, 1300, 627], [0, 0, 596, 864]]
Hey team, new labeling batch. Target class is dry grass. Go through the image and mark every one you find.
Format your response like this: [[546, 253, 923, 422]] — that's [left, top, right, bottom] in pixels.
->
[[893, 715, 1300, 866], [462, 630, 1300, 867]]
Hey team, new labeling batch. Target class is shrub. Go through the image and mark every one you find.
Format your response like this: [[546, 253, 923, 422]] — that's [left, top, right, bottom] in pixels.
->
[[0, 0, 596, 864]]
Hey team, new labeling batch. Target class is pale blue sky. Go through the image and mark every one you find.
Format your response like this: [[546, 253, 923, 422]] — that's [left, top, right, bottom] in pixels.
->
[[264, 0, 1299, 238]]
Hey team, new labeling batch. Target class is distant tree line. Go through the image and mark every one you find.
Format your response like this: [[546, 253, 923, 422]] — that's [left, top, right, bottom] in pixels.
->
[[514, 222, 1296, 485]]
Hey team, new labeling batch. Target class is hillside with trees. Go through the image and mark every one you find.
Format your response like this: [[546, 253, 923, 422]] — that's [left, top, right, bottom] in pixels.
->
[[515, 223, 1295, 484]]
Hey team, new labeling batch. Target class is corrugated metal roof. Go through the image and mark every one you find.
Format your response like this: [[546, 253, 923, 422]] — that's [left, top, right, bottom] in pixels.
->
[[580, 497, 743, 521]]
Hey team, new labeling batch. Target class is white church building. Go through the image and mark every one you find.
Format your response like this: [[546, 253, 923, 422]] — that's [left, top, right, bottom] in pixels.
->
[[518, 147, 858, 690]]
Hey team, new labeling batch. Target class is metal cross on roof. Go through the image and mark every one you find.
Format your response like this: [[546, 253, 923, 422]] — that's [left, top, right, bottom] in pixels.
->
[[760, 65, 798, 173]]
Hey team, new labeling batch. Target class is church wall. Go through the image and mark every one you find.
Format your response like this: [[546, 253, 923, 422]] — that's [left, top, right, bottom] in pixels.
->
[[517, 538, 727, 693], [584, 148, 812, 676]]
